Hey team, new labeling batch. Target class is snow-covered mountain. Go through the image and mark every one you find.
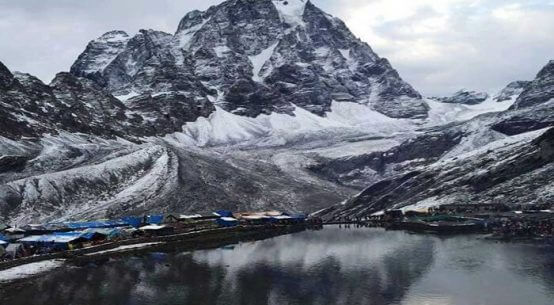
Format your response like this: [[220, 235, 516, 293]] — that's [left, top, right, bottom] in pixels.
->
[[317, 61, 554, 220], [70, 0, 427, 119], [0, 0, 553, 224]]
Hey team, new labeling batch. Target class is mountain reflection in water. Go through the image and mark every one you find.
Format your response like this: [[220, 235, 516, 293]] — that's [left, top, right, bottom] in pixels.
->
[[2, 226, 554, 305]]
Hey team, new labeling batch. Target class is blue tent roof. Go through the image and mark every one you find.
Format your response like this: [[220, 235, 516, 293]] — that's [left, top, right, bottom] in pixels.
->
[[147, 215, 164, 225], [216, 217, 239, 227], [20, 234, 83, 244], [0, 234, 7, 241], [122, 216, 142, 228], [215, 210, 233, 218]]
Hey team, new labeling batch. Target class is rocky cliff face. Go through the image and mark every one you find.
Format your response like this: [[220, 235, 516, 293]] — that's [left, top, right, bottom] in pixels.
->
[[70, 0, 427, 119], [433, 89, 489, 105], [494, 81, 530, 102], [511, 60, 554, 109], [0, 61, 218, 141]]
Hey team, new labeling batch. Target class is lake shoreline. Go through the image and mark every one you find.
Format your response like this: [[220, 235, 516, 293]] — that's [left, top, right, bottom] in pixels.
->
[[0, 224, 310, 290]]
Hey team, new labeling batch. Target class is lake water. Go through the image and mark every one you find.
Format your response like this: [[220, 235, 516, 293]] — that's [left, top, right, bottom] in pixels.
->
[[2, 226, 554, 305]]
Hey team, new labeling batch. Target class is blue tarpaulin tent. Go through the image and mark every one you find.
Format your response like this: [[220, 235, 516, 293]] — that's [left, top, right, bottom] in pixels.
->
[[147, 215, 164, 225], [0, 234, 7, 241], [122, 216, 143, 228], [19, 233, 85, 250], [216, 217, 239, 227], [214, 210, 233, 218]]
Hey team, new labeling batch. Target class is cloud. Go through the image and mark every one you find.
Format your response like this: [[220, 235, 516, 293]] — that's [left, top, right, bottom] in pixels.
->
[[321, 0, 554, 95], [0, 0, 552, 96]]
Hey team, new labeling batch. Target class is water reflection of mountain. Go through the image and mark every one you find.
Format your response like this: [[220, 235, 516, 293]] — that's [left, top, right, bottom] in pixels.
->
[[3, 228, 554, 305], [1, 228, 436, 305]]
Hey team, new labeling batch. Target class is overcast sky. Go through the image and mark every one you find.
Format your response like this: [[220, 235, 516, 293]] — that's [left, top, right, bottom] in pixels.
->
[[0, 0, 552, 96]]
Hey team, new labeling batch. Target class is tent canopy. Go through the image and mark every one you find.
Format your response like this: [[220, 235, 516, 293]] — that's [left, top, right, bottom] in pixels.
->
[[214, 210, 234, 218], [146, 215, 164, 225], [216, 217, 239, 227], [122, 216, 142, 228]]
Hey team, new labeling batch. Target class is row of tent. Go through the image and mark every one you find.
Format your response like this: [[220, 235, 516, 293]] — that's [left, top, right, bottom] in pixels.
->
[[17, 228, 130, 250], [0, 211, 308, 251], [215, 212, 308, 227], [0, 215, 166, 237]]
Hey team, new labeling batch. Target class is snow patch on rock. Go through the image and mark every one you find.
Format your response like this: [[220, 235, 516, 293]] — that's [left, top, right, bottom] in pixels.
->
[[272, 0, 307, 27], [249, 42, 279, 82], [176, 17, 210, 50], [425, 96, 514, 127]]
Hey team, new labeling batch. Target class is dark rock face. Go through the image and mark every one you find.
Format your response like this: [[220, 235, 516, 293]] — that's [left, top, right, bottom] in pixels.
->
[[0, 62, 15, 89], [0, 155, 28, 173], [0, 61, 216, 141], [308, 129, 463, 188], [492, 103, 554, 136], [511, 60, 554, 109], [494, 81, 530, 102], [70, 0, 427, 119], [70, 30, 131, 86], [434, 89, 489, 105], [125, 93, 216, 136]]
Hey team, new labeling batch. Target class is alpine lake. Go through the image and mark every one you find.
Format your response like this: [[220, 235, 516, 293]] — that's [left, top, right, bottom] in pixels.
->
[[2, 226, 554, 305]]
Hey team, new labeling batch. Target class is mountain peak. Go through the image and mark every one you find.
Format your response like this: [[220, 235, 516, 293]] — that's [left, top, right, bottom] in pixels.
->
[[97, 30, 130, 43], [0, 61, 15, 89], [70, 0, 428, 119], [511, 59, 554, 109]]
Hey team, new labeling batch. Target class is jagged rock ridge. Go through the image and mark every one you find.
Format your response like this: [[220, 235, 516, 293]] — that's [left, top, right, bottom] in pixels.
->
[[70, 0, 428, 119], [433, 89, 489, 105]]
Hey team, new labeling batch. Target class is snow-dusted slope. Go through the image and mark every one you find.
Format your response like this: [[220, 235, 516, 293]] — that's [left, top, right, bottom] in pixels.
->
[[166, 102, 412, 147]]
